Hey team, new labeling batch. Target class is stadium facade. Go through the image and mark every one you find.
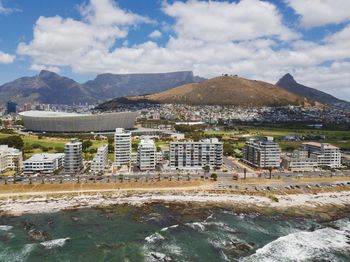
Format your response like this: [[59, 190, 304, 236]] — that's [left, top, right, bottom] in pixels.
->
[[19, 111, 138, 133]]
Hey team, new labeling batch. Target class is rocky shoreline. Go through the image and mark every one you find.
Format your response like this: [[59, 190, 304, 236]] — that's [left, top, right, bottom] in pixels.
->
[[0, 190, 349, 221]]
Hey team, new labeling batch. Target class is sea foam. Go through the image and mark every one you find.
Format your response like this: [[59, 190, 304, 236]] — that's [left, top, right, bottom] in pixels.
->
[[145, 233, 165, 244], [0, 225, 13, 231], [40, 238, 70, 249], [0, 244, 35, 262], [240, 224, 350, 262]]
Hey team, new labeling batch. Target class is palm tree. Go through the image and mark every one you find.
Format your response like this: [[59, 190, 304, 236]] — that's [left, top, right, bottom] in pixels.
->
[[268, 167, 273, 179]]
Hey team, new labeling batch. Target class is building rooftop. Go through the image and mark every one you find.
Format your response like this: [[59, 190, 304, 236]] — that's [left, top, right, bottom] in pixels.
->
[[97, 144, 108, 152], [24, 153, 64, 162], [19, 110, 84, 118], [19, 110, 135, 118], [303, 142, 339, 150], [0, 145, 21, 154]]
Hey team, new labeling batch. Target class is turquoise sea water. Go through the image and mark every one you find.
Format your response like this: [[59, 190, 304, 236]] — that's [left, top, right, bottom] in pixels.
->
[[0, 204, 349, 261]]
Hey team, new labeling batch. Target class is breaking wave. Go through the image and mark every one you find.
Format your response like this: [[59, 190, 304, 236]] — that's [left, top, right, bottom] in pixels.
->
[[240, 223, 350, 262], [145, 233, 165, 244], [0, 225, 13, 231], [160, 224, 179, 232], [40, 238, 70, 249], [0, 244, 35, 262]]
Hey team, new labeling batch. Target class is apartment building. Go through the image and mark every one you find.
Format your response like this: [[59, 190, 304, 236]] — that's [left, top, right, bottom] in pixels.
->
[[64, 138, 83, 174], [169, 138, 223, 170], [302, 142, 341, 168], [243, 137, 281, 168], [137, 138, 156, 171], [23, 153, 64, 175], [91, 144, 108, 174], [115, 128, 131, 167], [0, 145, 22, 173], [281, 150, 318, 171]]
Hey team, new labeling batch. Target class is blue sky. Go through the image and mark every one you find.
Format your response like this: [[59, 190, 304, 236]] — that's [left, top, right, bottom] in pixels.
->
[[0, 0, 350, 99]]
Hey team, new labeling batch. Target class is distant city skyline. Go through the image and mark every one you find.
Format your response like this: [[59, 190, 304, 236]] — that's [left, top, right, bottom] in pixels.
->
[[0, 0, 349, 99]]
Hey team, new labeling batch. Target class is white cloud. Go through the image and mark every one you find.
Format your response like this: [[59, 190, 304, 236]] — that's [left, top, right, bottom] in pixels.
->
[[149, 30, 162, 39], [0, 51, 15, 64], [79, 0, 152, 26], [17, 0, 152, 67], [286, 0, 350, 28], [30, 64, 61, 73], [292, 61, 350, 99], [0, 0, 20, 15], [16, 0, 350, 100], [163, 0, 298, 42]]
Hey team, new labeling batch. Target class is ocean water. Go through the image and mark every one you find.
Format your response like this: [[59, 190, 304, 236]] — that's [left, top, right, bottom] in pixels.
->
[[0, 204, 349, 262]]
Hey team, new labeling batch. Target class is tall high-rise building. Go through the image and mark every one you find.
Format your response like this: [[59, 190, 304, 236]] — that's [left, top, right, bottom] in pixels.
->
[[169, 138, 223, 170], [137, 138, 156, 171], [91, 144, 108, 174], [6, 101, 17, 114], [243, 137, 281, 168], [114, 128, 131, 167], [64, 138, 83, 174]]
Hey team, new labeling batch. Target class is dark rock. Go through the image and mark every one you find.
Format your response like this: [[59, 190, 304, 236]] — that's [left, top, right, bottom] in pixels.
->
[[24, 222, 51, 241]]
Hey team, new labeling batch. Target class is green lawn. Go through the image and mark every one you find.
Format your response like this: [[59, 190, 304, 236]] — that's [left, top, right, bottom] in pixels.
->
[[205, 126, 350, 151], [0, 133, 109, 159]]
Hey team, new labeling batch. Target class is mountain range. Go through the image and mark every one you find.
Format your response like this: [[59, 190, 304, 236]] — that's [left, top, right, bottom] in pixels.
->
[[0, 70, 203, 105], [96, 75, 320, 110], [0, 70, 348, 109]]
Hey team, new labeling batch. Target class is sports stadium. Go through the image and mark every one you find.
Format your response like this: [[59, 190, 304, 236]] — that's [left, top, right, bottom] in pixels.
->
[[19, 111, 138, 133]]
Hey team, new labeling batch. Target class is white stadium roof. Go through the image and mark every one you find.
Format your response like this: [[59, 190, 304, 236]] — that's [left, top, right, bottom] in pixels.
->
[[19, 111, 87, 117]]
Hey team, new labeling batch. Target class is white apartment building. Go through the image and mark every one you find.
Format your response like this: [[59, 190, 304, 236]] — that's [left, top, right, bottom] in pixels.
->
[[64, 138, 83, 174], [243, 137, 281, 168], [281, 150, 318, 171], [0, 145, 22, 173], [137, 138, 156, 171], [302, 142, 341, 168], [91, 144, 108, 174], [23, 153, 64, 175], [169, 138, 223, 170], [115, 128, 131, 167]]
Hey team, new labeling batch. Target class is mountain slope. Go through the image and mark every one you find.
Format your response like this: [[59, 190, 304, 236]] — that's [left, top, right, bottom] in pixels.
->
[[0, 70, 96, 105], [0, 70, 204, 105], [276, 73, 350, 108], [83, 71, 203, 100], [97, 75, 319, 110]]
